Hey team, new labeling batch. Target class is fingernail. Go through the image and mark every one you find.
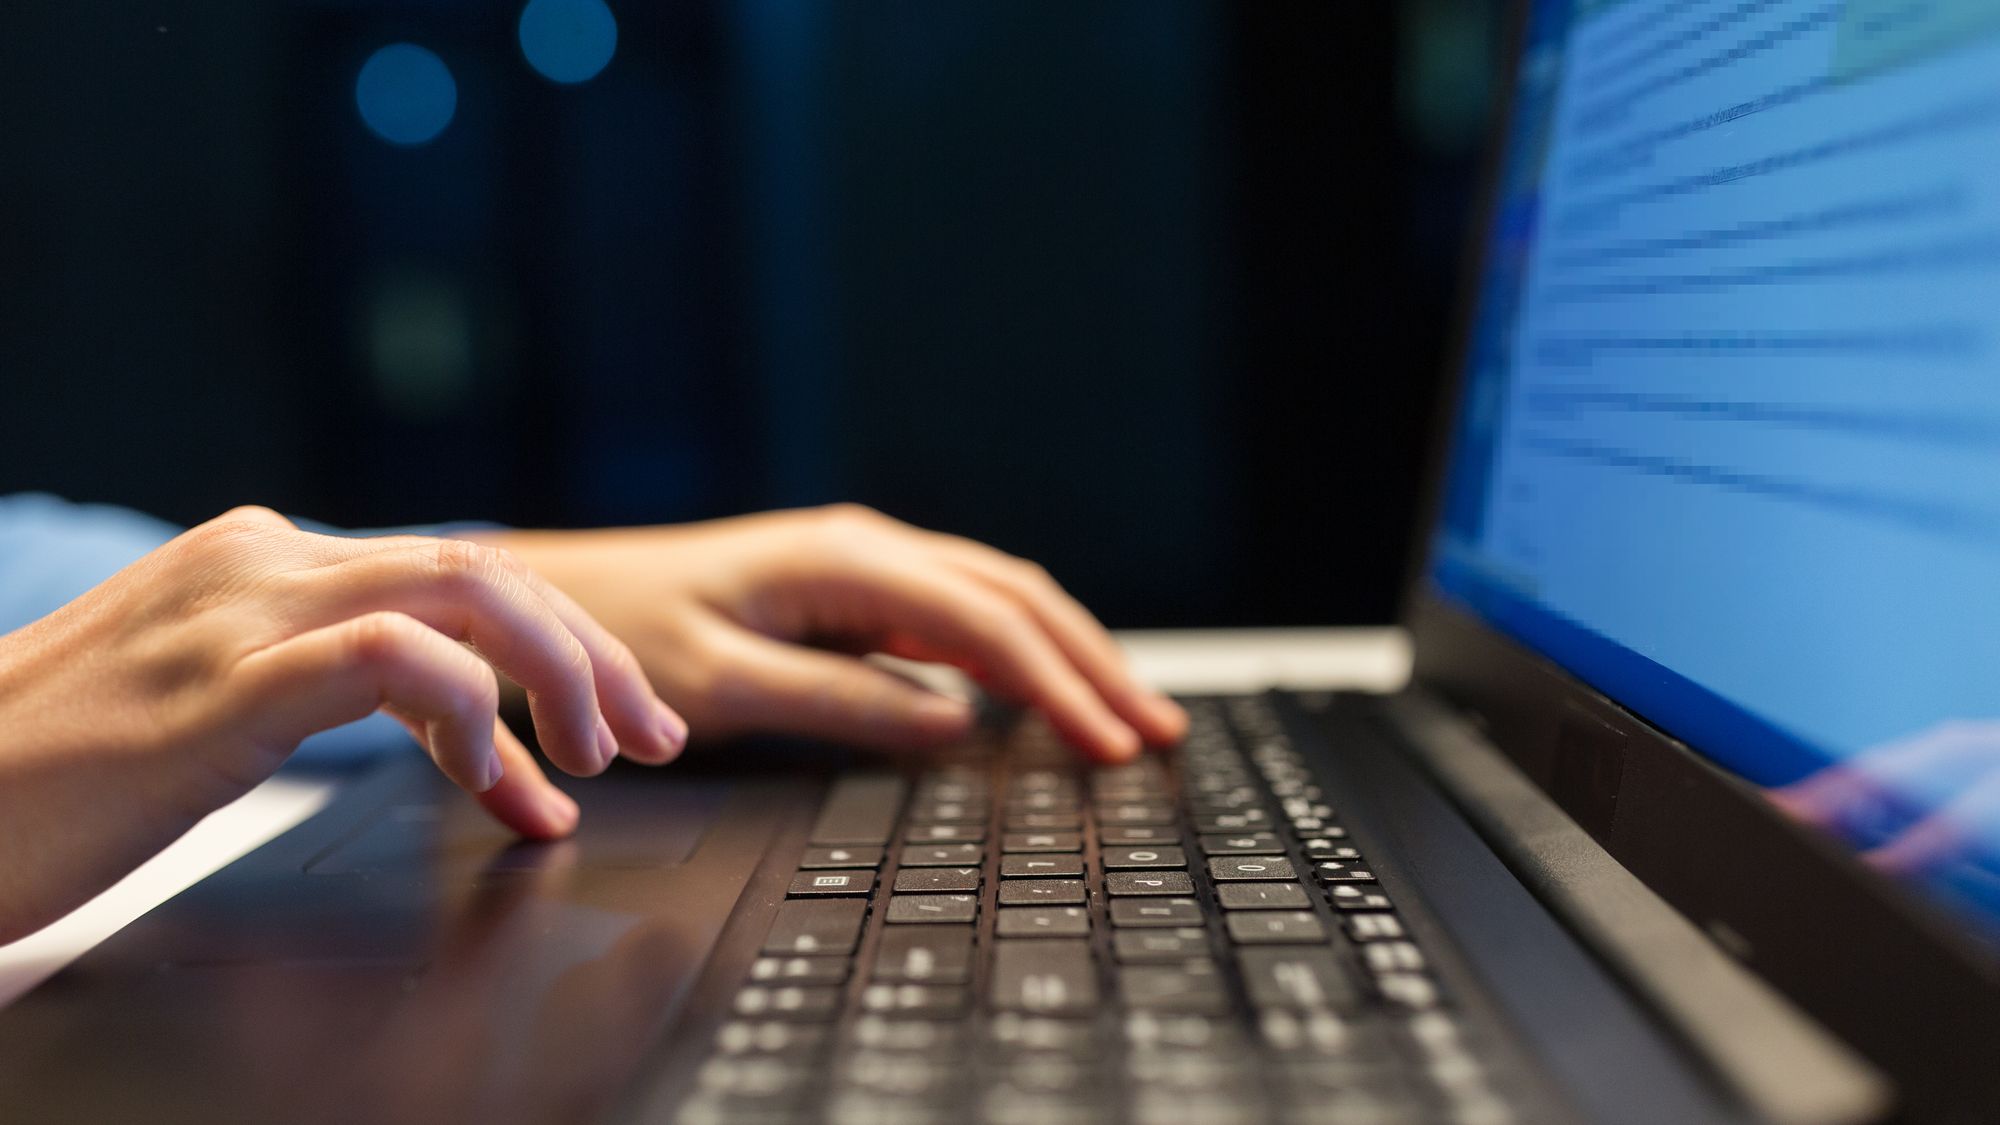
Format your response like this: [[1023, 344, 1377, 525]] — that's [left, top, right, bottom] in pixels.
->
[[655, 699, 689, 756], [595, 716, 619, 772], [479, 750, 504, 792]]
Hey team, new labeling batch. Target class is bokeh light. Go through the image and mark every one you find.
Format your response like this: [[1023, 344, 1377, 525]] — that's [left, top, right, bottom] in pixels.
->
[[355, 43, 457, 147], [518, 0, 619, 85]]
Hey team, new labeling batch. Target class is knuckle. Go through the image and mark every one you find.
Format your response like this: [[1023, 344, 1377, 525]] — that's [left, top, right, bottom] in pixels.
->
[[180, 507, 289, 556], [217, 505, 292, 530], [1012, 556, 1056, 586], [346, 611, 419, 667], [818, 502, 894, 533], [431, 538, 506, 591], [485, 544, 532, 580]]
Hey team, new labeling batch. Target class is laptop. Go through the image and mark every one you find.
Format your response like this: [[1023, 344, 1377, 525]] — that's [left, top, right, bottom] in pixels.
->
[[6, 0, 1999, 1120]]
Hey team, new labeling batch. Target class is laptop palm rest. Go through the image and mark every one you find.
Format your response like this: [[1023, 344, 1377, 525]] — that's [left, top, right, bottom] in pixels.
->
[[0, 755, 818, 1125]]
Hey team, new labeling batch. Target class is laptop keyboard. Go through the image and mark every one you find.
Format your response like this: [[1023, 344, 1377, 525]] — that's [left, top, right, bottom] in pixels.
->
[[674, 696, 1521, 1125]]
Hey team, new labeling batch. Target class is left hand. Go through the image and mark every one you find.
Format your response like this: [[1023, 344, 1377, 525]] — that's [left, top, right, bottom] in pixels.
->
[[487, 505, 1186, 762]]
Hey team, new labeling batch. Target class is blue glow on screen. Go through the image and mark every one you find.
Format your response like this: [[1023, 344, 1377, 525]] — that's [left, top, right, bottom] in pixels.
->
[[1431, 0, 2000, 932], [518, 0, 620, 85], [355, 43, 457, 147]]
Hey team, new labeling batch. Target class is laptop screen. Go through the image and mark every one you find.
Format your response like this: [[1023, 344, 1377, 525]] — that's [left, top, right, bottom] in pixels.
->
[[1429, 0, 2000, 935]]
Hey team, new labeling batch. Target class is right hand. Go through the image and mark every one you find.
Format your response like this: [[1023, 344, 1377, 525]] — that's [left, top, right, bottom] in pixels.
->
[[0, 507, 685, 943]]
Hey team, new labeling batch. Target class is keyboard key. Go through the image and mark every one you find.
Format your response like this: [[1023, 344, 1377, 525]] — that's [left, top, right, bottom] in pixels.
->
[[987, 1012, 1098, 1052], [1192, 810, 1272, 833], [1300, 833, 1354, 858], [734, 985, 843, 1020], [848, 1015, 967, 1053], [887, 894, 979, 924], [908, 800, 979, 824], [893, 867, 981, 894], [875, 926, 975, 983], [811, 774, 908, 846], [997, 906, 1091, 938], [1105, 871, 1195, 896], [1006, 811, 1082, 830], [835, 1055, 958, 1103], [1095, 802, 1178, 826], [1110, 898, 1204, 927], [1113, 928, 1211, 964], [1102, 846, 1187, 869], [1225, 911, 1328, 944], [1208, 856, 1299, 882], [985, 1052, 1096, 1096], [1377, 972, 1442, 1009], [1257, 1009, 1357, 1056], [1000, 854, 1085, 878], [799, 845, 883, 869], [1198, 833, 1286, 855], [787, 869, 876, 897], [1363, 942, 1426, 973], [860, 983, 972, 1019], [908, 823, 986, 843], [1102, 825, 1180, 846], [1345, 913, 1405, 942], [693, 1054, 815, 1099], [1216, 883, 1311, 910], [1327, 884, 1395, 912], [999, 879, 1087, 906], [713, 1020, 832, 1056], [1238, 948, 1360, 1011], [1002, 832, 1082, 853], [900, 843, 983, 867], [1124, 1012, 1243, 1052], [749, 956, 851, 986], [763, 899, 867, 955], [1119, 961, 1229, 1014], [1005, 790, 1077, 813], [990, 940, 1099, 1014], [1314, 861, 1377, 883]]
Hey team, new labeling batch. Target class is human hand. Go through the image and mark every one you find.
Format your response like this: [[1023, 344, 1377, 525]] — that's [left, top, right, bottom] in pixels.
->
[[490, 505, 1186, 761], [0, 507, 683, 942]]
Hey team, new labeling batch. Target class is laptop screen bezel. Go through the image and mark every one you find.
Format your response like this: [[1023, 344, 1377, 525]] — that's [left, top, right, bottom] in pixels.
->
[[1398, 1, 2000, 1115]]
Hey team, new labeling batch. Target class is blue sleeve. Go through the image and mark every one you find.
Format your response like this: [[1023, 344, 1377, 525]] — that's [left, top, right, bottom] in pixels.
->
[[0, 495, 501, 764]]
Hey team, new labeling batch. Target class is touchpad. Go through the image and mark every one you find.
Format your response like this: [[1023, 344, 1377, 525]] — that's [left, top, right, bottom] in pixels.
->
[[305, 777, 726, 876]]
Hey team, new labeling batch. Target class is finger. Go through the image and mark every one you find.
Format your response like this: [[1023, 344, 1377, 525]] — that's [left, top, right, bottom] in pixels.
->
[[813, 552, 1142, 762], [509, 563, 688, 766], [709, 631, 976, 751], [929, 536, 1186, 744], [229, 611, 507, 793], [299, 540, 624, 776], [386, 714, 580, 839], [476, 718, 582, 839]]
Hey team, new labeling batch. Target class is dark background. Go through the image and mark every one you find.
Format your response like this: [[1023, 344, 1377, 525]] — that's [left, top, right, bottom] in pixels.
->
[[0, 0, 1503, 628]]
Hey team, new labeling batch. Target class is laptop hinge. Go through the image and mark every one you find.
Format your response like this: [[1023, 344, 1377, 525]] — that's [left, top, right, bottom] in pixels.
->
[[1383, 691, 1892, 1125]]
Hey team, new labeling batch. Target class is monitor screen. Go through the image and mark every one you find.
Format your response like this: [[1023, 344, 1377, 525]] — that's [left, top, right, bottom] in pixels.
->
[[1429, 0, 2000, 938]]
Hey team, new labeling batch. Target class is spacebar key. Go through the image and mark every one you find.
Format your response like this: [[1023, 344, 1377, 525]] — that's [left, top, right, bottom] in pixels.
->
[[810, 774, 910, 846]]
